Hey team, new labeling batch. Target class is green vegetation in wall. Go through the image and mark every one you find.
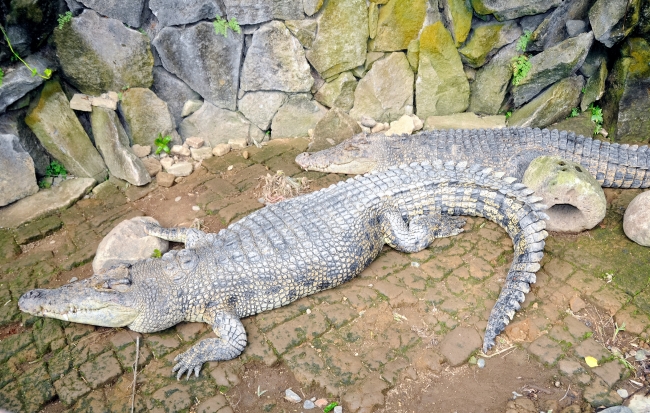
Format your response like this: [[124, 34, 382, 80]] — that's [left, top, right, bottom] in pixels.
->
[[0, 24, 52, 81], [213, 15, 241, 37], [57, 12, 73, 30]]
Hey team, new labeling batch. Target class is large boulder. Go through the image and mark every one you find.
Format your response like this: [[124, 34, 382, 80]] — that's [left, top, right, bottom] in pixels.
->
[[349, 52, 414, 123], [151, 67, 202, 129], [240, 21, 313, 93], [314, 72, 358, 111], [589, 0, 641, 48], [471, 0, 564, 20], [441, 0, 474, 47], [271, 94, 327, 139], [153, 22, 243, 111], [605, 38, 650, 143], [529, 0, 592, 51], [222, 0, 305, 25], [623, 191, 650, 246], [285, 19, 318, 48], [509, 75, 585, 129], [522, 155, 606, 233], [0, 178, 96, 229], [0, 52, 54, 113], [238, 91, 287, 131], [77, 0, 146, 27], [306, 0, 368, 79], [458, 21, 521, 68], [149, 0, 223, 27], [118, 87, 178, 147], [25, 81, 108, 182], [93, 216, 169, 273], [469, 43, 518, 115], [54, 10, 154, 95], [91, 107, 151, 186], [0, 111, 51, 176], [0, 134, 38, 207], [512, 31, 593, 107], [179, 102, 260, 147], [370, 0, 428, 52], [416, 22, 470, 118], [309, 108, 362, 152]]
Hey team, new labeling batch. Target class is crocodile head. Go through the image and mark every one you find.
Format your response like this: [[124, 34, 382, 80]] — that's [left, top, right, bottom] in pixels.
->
[[18, 262, 184, 332], [295, 133, 381, 174]]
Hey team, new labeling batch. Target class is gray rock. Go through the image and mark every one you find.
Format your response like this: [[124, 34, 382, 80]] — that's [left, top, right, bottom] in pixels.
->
[[78, 0, 145, 27], [580, 62, 607, 112], [584, 378, 623, 408], [469, 43, 518, 115], [350, 52, 414, 123], [165, 161, 193, 177], [285, 388, 301, 403], [91, 107, 151, 186], [25, 81, 108, 182], [285, 19, 318, 48], [92, 216, 169, 273], [271, 94, 327, 139], [119, 87, 178, 147], [589, 0, 641, 48], [54, 10, 153, 96], [0, 134, 38, 207], [309, 107, 362, 152], [142, 158, 162, 177], [306, 0, 368, 79], [566, 20, 588, 37], [303, 0, 324, 16], [529, 0, 591, 51], [240, 21, 313, 93], [458, 21, 522, 68], [149, 0, 222, 27], [0, 178, 96, 229], [314, 72, 357, 111], [626, 392, 650, 413], [151, 67, 202, 130], [131, 144, 151, 158], [0, 52, 54, 113], [510, 75, 585, 129], [153, 22, 243, 111], [522, 156, 606, 233], [0, 110, 51, 176], [599, 407, 633, 413], [179, 102, 252, 146], [238, 91, 287, 131], [623, 191, 650, 246], [65, 0, 85, 14], [512, 31, 593, 107], [579, 45, 608, 78], [471, 0, 564, 20], [416, 21, 470, 118], [519, 12, 550, 33], [371, 0, 428, 52], [222, 0, 304, 25]]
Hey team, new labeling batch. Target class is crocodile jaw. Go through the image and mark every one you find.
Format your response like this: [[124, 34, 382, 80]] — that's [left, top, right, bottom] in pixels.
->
[[18, 276, 139, 328]]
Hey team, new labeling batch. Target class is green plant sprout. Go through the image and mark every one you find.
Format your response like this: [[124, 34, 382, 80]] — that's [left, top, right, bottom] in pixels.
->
[[46, 160, 67, 178], [505, 111, 512, 119], [154, 133, 172, 155], [511, 55, 531, 86], [589, 103, 603, 135], [57, 12, 73, 29], [613, 322, 625, 341], [0, 25, 52, 81], [213, 15, 241, 37], [0, 68, 3, 87], [516, 30, 532, 52], [151, 249, 162, 259], [569, 107, 580, 118]]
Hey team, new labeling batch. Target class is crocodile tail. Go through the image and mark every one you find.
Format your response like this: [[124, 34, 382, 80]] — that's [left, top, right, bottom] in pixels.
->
[[426, 162, 549, 352], [540, 128, 650, 189]]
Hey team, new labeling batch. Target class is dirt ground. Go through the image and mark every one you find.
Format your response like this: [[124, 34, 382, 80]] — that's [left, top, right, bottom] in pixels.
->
[[0, 138, 649, 413]]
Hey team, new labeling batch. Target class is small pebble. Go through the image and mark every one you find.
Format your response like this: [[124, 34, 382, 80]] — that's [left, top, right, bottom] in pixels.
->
[[411, 262, 420, 267], [227, 165, 233, 171], [175, 196, 181, 202], [243, 150, 249, 159], [303, 399, 315, 409], [617, 389, 629, 398], [477, 358, 485, 368], [334, 406, 343, 413], [306, 309, 311, 314], [554, 381, 561, 387], [192, 206, 200, 211], [69, 277, 78, 283], [635, 349, 647, 361], [285, 389, 301, 403], [315, 399, 328, 408]]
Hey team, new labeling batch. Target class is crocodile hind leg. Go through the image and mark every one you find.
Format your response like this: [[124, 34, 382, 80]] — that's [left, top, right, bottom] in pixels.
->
[[144, 223, 207, 248], [172, 308, 247, 379], [380, 208, 466, 253]]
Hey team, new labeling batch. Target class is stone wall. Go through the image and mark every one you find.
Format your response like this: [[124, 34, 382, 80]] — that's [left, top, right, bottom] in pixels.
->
[[0, 0, 649, 208]]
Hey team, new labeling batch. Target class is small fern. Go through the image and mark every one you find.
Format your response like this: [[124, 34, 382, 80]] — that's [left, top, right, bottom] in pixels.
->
[[0, 68, 3, 87], [213, 15, 241, 37], [57, 11, 73, 29], [516, 30, 532, 52], [511, 55, 532, 86]]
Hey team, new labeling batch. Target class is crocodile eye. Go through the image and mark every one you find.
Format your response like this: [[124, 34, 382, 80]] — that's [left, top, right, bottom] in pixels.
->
[[99, 279, 132, 292]]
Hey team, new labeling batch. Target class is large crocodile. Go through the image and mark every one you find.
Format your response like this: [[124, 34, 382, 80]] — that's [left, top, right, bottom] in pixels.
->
[[19, 161, 548, 378], [295, 127, 650, 189]]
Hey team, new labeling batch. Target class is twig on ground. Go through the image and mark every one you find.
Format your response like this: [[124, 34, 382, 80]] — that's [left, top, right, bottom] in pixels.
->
[[131, 336, 139, 413], [480, 345, 515, 358], [559, 384, 571, 401]]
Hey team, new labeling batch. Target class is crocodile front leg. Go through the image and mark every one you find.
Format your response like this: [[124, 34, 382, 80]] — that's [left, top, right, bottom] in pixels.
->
[[381, 208, 466, 253], [172, 309, 247, 380], [144, 223, 207, 248]]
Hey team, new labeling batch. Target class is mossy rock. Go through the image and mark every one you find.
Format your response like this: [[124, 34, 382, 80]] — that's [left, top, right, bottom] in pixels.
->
[[370, 0, 427, 52]]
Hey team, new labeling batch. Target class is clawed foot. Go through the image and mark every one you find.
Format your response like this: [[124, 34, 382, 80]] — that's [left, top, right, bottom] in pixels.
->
[[172, 346, 206, 380]]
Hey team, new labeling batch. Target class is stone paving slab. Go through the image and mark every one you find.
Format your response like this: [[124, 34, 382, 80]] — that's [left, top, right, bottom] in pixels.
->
[[0, 138, 648, 412]]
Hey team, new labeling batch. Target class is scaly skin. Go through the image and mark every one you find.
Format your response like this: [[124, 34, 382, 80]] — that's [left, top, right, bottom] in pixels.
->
[[19, 161, 548, 378], [295, 128, 650, 188]]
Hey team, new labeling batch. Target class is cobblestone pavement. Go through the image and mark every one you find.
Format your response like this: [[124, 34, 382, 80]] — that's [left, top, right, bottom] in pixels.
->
[[0, 139, 649, 413]]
